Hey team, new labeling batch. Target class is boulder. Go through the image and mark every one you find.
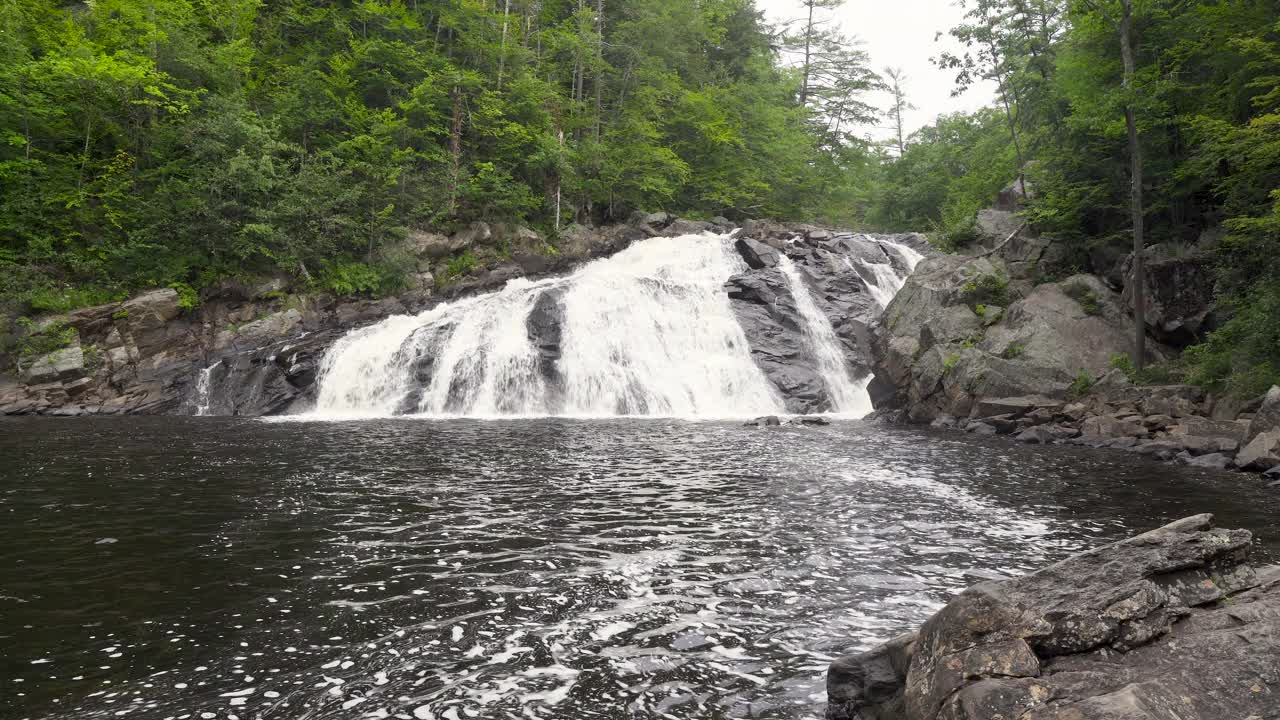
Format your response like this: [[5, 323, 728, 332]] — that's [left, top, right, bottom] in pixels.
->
[[118, 288, 181, 330], [22, 346, 85, 384], [970, 395, 1061, 420], [733, 237, 780, 269], [974, 208, 1025, 246], [1134, 439, 1184, 460], [965, 421, 997, 436], [659, 218, 714, 237], [1183, 452, 1232, 470], [827, 515, 1276, 720], [725, 270, 828, 414], [1080, 414, 1147, 439], [1015, 424, 1079, 444], [1236, 430, 1280, 472], [1247, 385, 1280, 442], [1122, 247, 1216, 347], [408, 230, 459, 260]]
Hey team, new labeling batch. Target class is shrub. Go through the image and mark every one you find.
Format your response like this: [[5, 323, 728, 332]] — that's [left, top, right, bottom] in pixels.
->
[[962, 271, 1009, 307], [170, 282, 199, 310], [943, 353, 961, 371], [1063, 281, 1101, 316], [1068, 369, 1095, 399], [14, 318, 77, 361], [1110, 352, 1136, 380], [1001, 342, 1025, 359], [445, 251, 479, 280]]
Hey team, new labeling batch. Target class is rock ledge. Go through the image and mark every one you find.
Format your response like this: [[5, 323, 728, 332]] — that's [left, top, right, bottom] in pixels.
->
[[827, 514, 1280, 720]]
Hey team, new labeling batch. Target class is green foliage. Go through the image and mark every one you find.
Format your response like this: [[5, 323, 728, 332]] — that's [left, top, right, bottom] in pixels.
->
[[444, 251, 479, 281], [170, 283, 199, 311], [14, 318, 76, 361], [1110, 352, 1136, 379], [318, 262, 393, 298], [1068, 370, 1095, 399], [1063, 281, 1101, 316], [82, 344, 102, 372], [0, 0, 883, 307], [961, 271, 1010, 307], [1001, 342, 1025, 360], [943, 353, 961, 372]]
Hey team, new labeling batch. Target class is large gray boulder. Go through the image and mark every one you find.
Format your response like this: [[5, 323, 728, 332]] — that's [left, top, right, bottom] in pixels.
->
[[871, 268, 1146, 421], [827, 515, 1278, 720], [1122, 247, 1217, 347], [1247, 385, 1280, 442], [21, 345, 85, 384]]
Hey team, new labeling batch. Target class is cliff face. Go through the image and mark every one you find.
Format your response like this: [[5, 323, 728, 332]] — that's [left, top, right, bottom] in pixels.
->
[[827, 514, 1280, 720]]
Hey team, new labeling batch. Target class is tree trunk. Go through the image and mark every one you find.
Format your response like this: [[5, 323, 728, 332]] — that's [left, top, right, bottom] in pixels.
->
[[1120, 0, 1145, 370], [800, 1, 815, 106], [497, 0, 510, 90], [594, 0, 604, 139], [448, 85, 464, 215]]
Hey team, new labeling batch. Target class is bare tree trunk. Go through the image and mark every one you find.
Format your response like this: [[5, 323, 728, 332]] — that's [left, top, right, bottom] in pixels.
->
[[799, 0, 815, 106], [554, 128, 564, 232], [1120, 0, 1145, 370], [594, 0, 604, 139], [497, 0, 510, 90], [986, 36, 1026, 189], [448, 85, 464, 215]]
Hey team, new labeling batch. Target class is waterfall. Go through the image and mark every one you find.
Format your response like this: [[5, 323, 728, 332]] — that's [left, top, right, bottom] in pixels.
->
[[313, 234, 782, 418], [880, 237, 925, 274], [850, 237, 926, 310], [193, 361, 219, 416], [777, 256, 872, 417], [308, 232, 921, 420], [856, 260, 903, 309]]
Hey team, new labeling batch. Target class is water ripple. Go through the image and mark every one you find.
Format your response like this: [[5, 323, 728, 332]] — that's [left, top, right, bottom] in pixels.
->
[[1, 417, 1276, 720]]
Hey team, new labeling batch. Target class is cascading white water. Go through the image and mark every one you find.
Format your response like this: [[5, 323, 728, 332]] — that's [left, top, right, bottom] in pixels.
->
[[313, 235, 782, 418], [193, 361, 219, 416], [881, 238, 925, 273], [776, 256, 872, 417], [851, 236, 926, 310], [856, 260, 904, 309]]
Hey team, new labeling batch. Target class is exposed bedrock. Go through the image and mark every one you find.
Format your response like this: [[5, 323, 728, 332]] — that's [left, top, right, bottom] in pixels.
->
[[728, 223, 931, 413], [827, 514, 1280, 720], [2, 219, 931, 417]]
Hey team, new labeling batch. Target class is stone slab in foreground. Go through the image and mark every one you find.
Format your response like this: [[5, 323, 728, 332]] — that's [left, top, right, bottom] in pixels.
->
[[827, 514, 1280, 720]]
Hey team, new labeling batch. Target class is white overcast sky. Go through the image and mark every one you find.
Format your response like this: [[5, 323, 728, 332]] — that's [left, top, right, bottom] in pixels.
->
[[756, 0, 997, 143]]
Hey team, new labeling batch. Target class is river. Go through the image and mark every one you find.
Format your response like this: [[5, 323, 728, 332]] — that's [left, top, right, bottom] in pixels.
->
[[4, 416, 1277, 720]]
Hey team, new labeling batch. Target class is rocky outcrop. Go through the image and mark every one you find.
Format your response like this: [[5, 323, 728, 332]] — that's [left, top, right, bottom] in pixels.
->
[[2, 219, 923, 417], [828, 514, 1280, 720], [727, 224, 931, 413], [868, 249, 1160, 423], [1121, 245, 1219, 347]]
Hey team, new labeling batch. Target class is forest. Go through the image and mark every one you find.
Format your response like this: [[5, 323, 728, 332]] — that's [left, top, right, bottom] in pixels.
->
[[1, 0, 1278, 396]]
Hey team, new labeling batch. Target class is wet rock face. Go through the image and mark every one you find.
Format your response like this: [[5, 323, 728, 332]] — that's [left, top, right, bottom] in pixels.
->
[[827, 514, 1280, 720], [725, 268, 826, 413], [4, 221, 923, 417], [726, 227, 930, 414]]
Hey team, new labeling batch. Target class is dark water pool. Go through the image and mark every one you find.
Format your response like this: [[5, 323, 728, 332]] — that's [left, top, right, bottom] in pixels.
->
[[2, 417, 1277, 720]]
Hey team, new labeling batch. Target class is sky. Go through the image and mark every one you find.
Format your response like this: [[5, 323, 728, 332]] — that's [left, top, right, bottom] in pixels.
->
[[755, 0, 997, 145]]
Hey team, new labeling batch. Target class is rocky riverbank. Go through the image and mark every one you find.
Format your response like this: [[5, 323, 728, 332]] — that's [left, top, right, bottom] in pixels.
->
[[863, 197, 1279, 479], [0, 216, 929, 417], [827, 514, 1280, 720]]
